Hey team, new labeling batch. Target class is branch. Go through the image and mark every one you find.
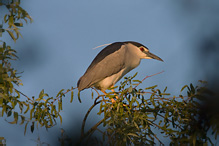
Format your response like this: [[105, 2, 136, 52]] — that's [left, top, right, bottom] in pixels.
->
[[78, 118, 107, 145], [52, 87, 77, 103], [153, 133, 164, 145], [157, 113, 183, 130], [80, 99, 101, 139], [134, 70, 165, 89], [15, 89, 32, 101]]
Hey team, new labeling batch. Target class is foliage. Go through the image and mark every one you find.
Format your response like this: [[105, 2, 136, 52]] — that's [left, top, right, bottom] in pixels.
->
[[0, 0, 70, 135], [78, 73, 218, 145]]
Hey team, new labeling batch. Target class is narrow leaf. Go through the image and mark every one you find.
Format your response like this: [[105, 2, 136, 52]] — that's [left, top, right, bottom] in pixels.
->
[[24, 122, 28, 135], [31, 122, 34, 133], [70, 90, 74, 103], [24, 104, 29, 114], [180, 85, 188, 92], [145, 85, 158, 90], [6, 30, 16, 42], [20, 115, 25, 125], [59, 114, 62, 124], [78, 92, 81, 103]]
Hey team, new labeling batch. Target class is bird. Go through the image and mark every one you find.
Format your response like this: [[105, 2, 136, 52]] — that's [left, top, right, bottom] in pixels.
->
[[77, 41, 163, 98]]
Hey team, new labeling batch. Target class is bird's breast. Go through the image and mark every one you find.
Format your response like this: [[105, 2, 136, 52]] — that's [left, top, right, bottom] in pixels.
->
[[94, 68, 127, 90]]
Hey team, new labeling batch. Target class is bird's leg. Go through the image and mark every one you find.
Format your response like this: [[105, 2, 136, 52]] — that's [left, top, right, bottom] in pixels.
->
[[110, 86, 128, 107], [110, 88, 119, 100], [101, 90, 116, 103]]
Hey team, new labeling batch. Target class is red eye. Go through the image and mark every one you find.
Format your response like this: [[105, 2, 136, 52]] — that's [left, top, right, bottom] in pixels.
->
[[140, 47, 144, 52]]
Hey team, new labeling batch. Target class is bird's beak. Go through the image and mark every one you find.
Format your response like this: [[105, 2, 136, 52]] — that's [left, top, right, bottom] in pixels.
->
[[145, 51, 164, 62]]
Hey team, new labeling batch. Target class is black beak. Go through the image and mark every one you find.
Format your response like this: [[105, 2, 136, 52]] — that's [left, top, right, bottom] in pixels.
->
[[147, 51, 164, 62]]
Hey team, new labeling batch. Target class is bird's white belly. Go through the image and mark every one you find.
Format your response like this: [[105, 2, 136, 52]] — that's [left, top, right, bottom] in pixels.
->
[[93, 56, 140, 91], [94, 68, 127, 90]]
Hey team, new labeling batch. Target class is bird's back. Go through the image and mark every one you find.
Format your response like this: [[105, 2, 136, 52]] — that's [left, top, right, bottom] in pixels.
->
[[77, 42, 125, 91]]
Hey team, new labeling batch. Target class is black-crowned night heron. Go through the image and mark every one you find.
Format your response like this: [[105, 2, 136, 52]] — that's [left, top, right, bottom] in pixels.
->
[[77, 41, 163, 99]]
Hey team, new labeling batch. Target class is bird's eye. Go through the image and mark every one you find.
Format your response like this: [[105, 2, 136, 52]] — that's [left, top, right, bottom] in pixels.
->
[[140, 47, 144, 52]]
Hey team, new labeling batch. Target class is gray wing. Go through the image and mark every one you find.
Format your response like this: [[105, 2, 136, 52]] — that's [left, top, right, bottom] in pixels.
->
[[77, 42, 127, 91]]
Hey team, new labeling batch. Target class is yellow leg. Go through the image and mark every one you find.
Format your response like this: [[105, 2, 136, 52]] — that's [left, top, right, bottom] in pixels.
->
[[110, 87, 128, 107], [111, 88, 119, 100], [101, 90, 116, 103]]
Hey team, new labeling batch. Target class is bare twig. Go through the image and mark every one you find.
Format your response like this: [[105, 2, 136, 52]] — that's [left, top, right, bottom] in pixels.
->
[[153, 133, 164, 146], [134, 70, 165, 89], [15, 89, 32, 101]]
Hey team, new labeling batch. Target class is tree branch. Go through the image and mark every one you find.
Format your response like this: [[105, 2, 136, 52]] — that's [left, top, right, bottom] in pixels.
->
[[134, 70, 164, 89], [80, 100, 101, 139]]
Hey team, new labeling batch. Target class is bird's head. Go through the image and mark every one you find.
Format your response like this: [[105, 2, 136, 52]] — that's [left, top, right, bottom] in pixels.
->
[[125, 41, 164, 62]]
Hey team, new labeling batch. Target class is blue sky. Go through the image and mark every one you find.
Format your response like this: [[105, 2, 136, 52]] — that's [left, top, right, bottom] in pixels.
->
[[1, 0, 219, 145]]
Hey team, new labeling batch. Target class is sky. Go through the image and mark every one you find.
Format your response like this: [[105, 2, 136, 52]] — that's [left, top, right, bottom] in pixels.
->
[[1, 0, 219, 145]]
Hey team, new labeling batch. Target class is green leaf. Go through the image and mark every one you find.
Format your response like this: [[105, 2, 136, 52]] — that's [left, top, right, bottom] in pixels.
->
[[157, 89, 161, 96], [39, 89, 44, 98], [127, 133, 139, 137], [132, 72, 138, 79], [50, 105, 54, 115], [160, 93, 170, 96], [190, 83, 195, 94], [171, 117, 175, 128], [59, 114, 62, 124], [44, 97, 52, 107], [128, 86, 133, 92], [4, 14, 8, 23], [145, 85, 157, 90], [6, 30, 16, 42], [9, 112, 18, 124], [58, 100, 62, 112], [8, 16, 14, 25], [91, 91, 94, 99], [33, 102, 38, 106], [7, 110, 12, 117], [14, 23, 23, 27], [147, 117, 155, 120], [70, 90, 73, 103], [24, 122, 28, 135], [31, 122, 34, 133], [134, 122, 139, 130], [48, 114, 53, 126], [133, 79, 142, 83], [14, 112, 18, 123], [38, 89, 48, 99], [0, 98, 3, 107], [19, 102, 23, 113], [78, 92, 81, 103], [30, 108, 34, 120], [20, 115, 25, 125], [56, 89, 64, 97], [1, 105, 6, 117], [180, 85, 188, 92], [24, 104, 29, 114], [163, 86, 167, 92], [116, 103, 120, 112]]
